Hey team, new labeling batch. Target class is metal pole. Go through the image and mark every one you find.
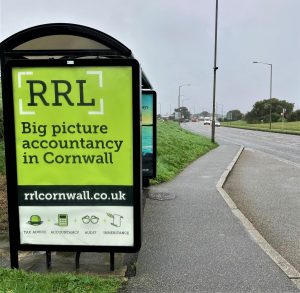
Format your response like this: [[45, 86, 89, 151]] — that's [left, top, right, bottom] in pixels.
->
[[211, 0, 219, 143], [110, 252, 115, 271], [178, 86, 181, 125], [253, 61, 272, 129], [221, 104, 223, 119], [178, 84, 190, 125], [10, 246, 19, 269], [269, 64, 272, 129], [282, 108, 285, 130], [46, 251, 52, 269]]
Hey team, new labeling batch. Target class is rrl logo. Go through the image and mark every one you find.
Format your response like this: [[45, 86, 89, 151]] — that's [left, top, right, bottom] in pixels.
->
[[27, 80, 95, 107]]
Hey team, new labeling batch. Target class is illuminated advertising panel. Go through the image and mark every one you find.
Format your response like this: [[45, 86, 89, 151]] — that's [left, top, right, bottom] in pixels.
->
[[142, 90, 156, 179], [3, 59, 141, 252]]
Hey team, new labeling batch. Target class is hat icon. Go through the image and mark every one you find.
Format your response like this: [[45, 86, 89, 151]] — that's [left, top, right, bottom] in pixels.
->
[[28, 215, 43, 226]]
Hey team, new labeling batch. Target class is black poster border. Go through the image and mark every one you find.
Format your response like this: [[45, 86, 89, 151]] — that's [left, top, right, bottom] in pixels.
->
[[2, 58, 142, 257]]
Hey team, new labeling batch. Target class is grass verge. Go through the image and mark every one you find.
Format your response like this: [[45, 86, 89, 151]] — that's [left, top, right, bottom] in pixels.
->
[[0, 268, 122, 293], [151, 120, 217, 184], [222, 120, 300, 135]]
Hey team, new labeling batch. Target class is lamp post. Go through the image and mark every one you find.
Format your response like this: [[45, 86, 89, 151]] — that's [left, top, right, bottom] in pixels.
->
[[178, 83, 190, 125], [211, 0, 219, 143], [216, 103, 224, 120], [253, 61, 273, 129]]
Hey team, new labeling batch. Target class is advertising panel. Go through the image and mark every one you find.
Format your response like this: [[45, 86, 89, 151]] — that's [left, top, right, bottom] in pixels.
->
[[142, 90, 156, 178], [4, 59, 141, 251]]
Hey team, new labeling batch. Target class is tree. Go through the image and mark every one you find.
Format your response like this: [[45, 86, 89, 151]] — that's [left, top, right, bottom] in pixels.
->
[[287, 109, 300, 122], [226, 109, 243, 121], [174, 106, 191, 121], [245, 98, 294, 124], [200, 111, 210, 117]]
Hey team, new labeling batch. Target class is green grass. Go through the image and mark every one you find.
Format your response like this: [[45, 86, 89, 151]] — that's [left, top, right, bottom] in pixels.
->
[[0, 268, 122, 293], [151, 120, 217, 184], [222, 120, 300, 134]]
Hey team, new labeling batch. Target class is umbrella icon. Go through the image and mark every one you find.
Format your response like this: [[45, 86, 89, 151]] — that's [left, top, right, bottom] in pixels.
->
[[27, 215, 43, 226]]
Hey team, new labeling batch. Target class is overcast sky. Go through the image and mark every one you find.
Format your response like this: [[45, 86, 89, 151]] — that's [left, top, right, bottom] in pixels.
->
[[1, 0, 300, 116]]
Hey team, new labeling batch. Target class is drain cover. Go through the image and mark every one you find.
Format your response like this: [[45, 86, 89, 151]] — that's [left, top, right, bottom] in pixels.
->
[[148, 192, 175, 201]]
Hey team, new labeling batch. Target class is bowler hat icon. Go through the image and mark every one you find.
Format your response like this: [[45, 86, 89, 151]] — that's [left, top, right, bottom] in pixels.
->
[[28, 215, 43, 226]]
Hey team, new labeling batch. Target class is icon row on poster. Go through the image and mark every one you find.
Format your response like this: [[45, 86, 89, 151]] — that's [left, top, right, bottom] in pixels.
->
[[27, 213, 124, 228]]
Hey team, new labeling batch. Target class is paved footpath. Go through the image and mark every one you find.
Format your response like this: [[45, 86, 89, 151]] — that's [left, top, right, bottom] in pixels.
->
[[122, 144, 299, 292]]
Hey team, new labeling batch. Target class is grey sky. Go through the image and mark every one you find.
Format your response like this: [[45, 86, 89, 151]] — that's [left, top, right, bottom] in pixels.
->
[[1, 0, 300, 115]]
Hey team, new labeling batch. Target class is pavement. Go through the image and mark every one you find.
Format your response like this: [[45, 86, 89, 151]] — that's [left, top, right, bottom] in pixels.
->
[[1, 143, 299, 292]]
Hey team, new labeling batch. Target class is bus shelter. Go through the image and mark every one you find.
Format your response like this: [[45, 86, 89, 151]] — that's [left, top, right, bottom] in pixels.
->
[[0, 23, 154, 269]]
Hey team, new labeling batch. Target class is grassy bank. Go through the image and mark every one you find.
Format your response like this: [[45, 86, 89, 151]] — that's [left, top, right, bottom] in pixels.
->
[[0, 268, 122, 293], [222, 120, 300, 135], [152, 120, 217, 184]]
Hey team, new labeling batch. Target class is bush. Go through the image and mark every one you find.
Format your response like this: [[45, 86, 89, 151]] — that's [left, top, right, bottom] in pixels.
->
[[288, 110, 300, 122]]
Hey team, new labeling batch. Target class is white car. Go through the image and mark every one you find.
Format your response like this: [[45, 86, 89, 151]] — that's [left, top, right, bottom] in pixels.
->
[[203, 117, 211, 125], [215, 120, 221, 127]]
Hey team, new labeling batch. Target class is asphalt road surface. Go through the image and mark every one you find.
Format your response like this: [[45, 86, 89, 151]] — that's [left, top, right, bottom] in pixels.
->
[[182, 122, 300, 166]]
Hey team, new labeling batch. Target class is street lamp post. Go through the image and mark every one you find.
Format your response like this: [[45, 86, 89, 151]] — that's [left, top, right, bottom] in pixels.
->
[[253, 61, 273, 129], [211, 0, 219, 143], [178, 83, 190, 125]]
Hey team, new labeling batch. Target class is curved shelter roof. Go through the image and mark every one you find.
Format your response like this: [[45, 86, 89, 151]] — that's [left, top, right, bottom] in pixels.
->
[[0, 23, 152, 88]]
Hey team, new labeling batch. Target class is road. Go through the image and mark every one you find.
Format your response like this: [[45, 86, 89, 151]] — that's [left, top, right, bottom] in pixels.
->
[[182, 121, 300, 276], [182, 122, 300, 166]]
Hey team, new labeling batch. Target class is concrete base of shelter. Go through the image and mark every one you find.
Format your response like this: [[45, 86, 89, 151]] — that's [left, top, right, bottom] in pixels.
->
[[0, 238, 136, 277]]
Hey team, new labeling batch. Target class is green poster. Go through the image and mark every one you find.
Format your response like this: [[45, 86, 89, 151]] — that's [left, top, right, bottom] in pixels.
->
[[9, 61, 140, 247], [13, 66, 133, 185]]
